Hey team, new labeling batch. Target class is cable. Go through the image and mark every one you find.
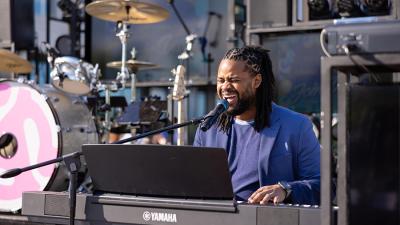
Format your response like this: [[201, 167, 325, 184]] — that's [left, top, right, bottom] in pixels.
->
[[320, 29, 332, 57], [341, 44, 379, 82]]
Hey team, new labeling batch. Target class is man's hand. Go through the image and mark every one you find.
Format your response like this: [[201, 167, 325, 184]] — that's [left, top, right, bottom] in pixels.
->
[[248, 184, 286, 204]]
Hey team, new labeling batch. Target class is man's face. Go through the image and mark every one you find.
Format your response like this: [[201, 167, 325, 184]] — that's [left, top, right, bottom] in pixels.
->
[[217, 59, 261, 116]]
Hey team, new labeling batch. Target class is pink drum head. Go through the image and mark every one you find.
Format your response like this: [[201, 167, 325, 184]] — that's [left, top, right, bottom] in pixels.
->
[[0, 80, 59, 212]]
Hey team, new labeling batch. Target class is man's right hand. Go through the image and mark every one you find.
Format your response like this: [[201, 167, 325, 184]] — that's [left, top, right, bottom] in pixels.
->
[[248, 184, 286, 204]]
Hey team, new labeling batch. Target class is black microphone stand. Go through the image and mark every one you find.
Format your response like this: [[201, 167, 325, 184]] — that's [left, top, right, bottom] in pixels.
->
[[168, 0, 191, 36], [0, 116, 207, 225], [167, 0, 198, 145]]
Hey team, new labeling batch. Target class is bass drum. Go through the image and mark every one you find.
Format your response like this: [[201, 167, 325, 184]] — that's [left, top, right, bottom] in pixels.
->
[[0, 79, 98, 212]]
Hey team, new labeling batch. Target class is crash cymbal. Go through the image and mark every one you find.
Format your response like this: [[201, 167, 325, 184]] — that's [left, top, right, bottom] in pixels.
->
[[107, 60, 158, 72], [85, 0, 169, 24], [0, 49, 32, 74]]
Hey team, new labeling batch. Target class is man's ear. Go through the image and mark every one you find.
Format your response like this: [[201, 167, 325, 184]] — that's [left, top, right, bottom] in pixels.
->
[[253, 73, 262, 89]]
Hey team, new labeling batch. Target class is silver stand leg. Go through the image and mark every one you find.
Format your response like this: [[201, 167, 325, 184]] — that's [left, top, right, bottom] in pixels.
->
[[104, 87, 111, 142], [116, 22, 130, 87], [131, 72, 136, 102]]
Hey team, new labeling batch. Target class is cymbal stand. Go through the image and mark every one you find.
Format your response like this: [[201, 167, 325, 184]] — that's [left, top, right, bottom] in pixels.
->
[[130, 71, 136, 102], [116, 21, 137, 102], [104, 86, 111, 142], [115, 21, 131, 89], [95, 82, 119, 143]]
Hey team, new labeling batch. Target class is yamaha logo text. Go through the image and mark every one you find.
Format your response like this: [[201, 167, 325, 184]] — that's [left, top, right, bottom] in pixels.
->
[[143, 211, 178, 223]]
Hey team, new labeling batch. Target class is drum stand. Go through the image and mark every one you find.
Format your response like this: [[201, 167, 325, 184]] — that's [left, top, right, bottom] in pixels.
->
[[114, 21, 136, 143], [104, 86, 112, 142], [115, 21, 137, 102], [95, 82, 121, 143], [116, 22, 130, 86]]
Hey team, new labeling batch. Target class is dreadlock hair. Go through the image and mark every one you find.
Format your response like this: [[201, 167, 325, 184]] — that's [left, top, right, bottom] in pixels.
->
[[217, 46, 276, 133]]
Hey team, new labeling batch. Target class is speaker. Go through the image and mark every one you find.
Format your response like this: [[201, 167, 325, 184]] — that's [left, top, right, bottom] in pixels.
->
[[247, 0, 292, 29], [0, 0, 34, 50], [348, 84, 399, 225]]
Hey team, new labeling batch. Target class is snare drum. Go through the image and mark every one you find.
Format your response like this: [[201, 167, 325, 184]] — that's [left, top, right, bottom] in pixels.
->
[[0, 79, 98, 212]]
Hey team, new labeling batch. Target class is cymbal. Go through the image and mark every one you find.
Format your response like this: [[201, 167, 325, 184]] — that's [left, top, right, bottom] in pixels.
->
[[0, 49, 32, 74], [85, 0, 169, 24], [106, 60, 158, 71]]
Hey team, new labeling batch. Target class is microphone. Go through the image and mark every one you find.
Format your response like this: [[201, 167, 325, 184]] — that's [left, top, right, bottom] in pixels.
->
[[0, 168, 22, 178], [200, 99, 229, 131]]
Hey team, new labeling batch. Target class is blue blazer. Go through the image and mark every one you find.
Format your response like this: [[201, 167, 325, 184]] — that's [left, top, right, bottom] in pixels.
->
[[193, 103, 320, 205]]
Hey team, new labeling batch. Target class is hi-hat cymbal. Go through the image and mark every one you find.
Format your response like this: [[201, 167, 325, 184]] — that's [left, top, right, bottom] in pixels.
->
[[106, 60, 158, 72], [85, 0, 169, 24], [0, 49, 32, 74]]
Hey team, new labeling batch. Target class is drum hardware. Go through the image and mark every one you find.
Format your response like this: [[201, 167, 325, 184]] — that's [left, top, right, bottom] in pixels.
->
[[106, 59, 158, 73], [107, 46, 159, 74], [53, 63, 66, 88], [104, 86, 112, 141], [114, 21, 131, 89], [85, 0, 169, 102], [89, 82, 123, 143], [0, 49, 32, 75], [87, 95, 127, 109], [0, 133, 18, 159], [90, 63, 101, 91], [42, 42, 60, 69], [86, 92, 129, 144], [84, 0, 169, 142], [61, 125, 97, 134]]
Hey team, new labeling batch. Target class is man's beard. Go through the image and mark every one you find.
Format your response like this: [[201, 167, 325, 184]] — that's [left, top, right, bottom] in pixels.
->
[[226, 89, 256, 116]]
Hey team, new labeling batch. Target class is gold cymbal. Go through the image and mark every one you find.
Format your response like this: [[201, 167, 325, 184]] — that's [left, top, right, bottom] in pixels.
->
[[85, 0, 169, 24], [0, 49, 32, 74], [106, 60, 158, 72]]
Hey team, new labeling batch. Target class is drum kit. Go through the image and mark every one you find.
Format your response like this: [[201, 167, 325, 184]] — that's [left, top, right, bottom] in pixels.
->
[[0, 0, 170, 213]]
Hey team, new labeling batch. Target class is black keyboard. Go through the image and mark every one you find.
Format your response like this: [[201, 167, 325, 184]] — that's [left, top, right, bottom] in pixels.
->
[[22, 191, 322, 225]]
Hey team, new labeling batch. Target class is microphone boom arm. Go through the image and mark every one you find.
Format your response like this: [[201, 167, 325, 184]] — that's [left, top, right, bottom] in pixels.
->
[[168, 1, 191, 35]]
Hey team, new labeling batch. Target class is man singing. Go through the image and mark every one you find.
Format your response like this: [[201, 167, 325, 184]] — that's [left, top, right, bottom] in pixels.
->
[[194, 46, 320, 205]]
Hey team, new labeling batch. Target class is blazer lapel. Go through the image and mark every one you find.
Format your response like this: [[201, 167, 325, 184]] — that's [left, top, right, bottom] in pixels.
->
[[258, 104, 281, 183]]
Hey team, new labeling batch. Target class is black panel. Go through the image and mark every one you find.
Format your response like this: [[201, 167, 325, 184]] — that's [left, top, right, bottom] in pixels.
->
[[83, 144, 234, 200], [11, 0, 35, 50], [348, 84, 399, 225], [248, 0, 291, 28], [261, 31, 325, 113]]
